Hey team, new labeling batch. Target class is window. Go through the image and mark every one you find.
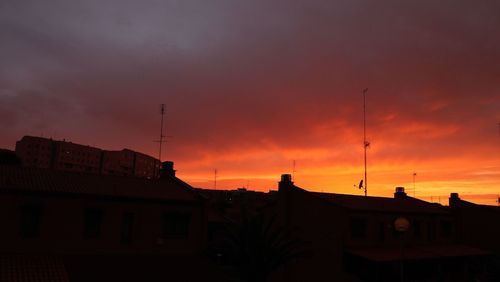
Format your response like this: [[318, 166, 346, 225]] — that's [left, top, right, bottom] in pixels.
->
[[121, 212, 135, 244], [84, 208, 104, 238], [440, 220, 452, 239], [428, 221, 436, 241], [378, 222, 385, 241], [161, 212, 191, 239], [413, 220, 422, 238], [350, 218, 367, 239], [19, 204, 42, 238]]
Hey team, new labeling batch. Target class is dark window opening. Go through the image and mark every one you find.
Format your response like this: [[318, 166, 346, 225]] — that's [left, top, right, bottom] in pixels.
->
[[378, 222, 385, 241], [428, 221, 436, 242], [19, 204, 42, 238], [84, 208, 104, 239], [162, 212, 191, 239], [350, 218, 367, 239], [208, 222, 227, 242], [440, 220, 452, 238], [413, 220, 422, 238], [121, 212, 135, 244]]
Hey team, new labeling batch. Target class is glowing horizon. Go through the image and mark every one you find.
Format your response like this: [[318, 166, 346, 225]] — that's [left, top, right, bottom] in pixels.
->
[[1, 1, 499, 206]]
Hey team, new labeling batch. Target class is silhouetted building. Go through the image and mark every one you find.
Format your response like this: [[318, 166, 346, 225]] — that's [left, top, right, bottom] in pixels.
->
[[101, 149, 159, 178], [15, 136, 160, 178], [15, 136, 54, 169], [133, 151, 160, 178], [0, 163, 229, 281], [0, 149, 21, 165], [100, 149, 135, 176], [196, 187, 276, 222], [196, 187, 277, 254], [52, 139, 102, 174], [266, 175, 493, 282], [269, 174, 346, 282], [3, 157, 498, 281], [449, 192, 500, 254]]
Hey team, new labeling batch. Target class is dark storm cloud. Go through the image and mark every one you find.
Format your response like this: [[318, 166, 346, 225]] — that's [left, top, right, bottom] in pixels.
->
[[1, 0, 499, 166]]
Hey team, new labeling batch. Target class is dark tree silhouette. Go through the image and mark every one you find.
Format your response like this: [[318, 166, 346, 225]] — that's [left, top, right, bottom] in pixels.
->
[[220, 214, 309, 282]]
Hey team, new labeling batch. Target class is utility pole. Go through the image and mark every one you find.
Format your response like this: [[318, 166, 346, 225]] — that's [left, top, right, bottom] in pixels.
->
[[363, 88, 369, 197]]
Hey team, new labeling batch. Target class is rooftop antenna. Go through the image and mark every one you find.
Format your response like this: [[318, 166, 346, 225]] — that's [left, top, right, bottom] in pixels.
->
[[363, 88, 370, 196], [413, 172, 417, 197], [153, 104, 173, 164], [292, 160, 296, 181], [214, 169, 218, 190], [155, 104, 167, 163]]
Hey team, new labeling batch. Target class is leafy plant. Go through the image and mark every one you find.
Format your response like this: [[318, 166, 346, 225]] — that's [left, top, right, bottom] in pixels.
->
[[219, 214, 310, 282]]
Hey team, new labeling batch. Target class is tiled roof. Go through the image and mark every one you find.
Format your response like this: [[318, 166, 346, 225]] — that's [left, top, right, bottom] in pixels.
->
[[311, 192, 449, 214], [0, 255, 69, 282], [348, 244, 491, 262], [0, 165, 201, 202], [454, 198, 500, 212], [63, 254, 232, 282]]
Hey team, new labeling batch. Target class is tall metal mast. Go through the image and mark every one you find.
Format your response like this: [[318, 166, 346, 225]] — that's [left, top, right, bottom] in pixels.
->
[[413, 172, 417, 197], [363, 88, 369, 197], [214, 169, 218, 190], [158, 104, 166, 163]]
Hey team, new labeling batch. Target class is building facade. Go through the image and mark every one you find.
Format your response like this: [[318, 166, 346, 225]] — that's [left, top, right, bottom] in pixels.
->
[[15, 136, 159, 178], [268, 175, 493, 282], [449, 193, 500, 254], [0, 163, 228, 281]]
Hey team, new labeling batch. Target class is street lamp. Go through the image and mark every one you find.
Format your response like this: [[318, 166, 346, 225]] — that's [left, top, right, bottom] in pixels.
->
[[394, 217, 410, 282], [394, 217, 410, 232]]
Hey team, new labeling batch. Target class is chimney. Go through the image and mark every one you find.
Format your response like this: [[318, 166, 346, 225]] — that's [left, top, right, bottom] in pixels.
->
[[159, 161, 176, 178], [394, 186, 407, 199], [278, 174, 294, 191], [449, 192, 460, 207]]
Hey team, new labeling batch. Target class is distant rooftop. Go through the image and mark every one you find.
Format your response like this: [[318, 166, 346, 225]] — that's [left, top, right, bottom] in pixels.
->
[[18, 135, 156, 158], [308, 190, 449, 214], [0, 165, 200, 203]]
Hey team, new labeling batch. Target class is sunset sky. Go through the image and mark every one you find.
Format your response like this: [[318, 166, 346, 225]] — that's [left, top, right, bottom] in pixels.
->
[[1, 1, 499, 204]]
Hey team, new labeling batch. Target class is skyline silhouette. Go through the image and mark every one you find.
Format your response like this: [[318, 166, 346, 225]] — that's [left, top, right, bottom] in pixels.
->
[[2, 1, 500, 281], [1, 2, 499, 203], [3, 134, 498, 206], [2, 161, 499, 281]]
